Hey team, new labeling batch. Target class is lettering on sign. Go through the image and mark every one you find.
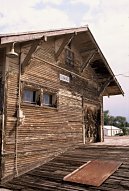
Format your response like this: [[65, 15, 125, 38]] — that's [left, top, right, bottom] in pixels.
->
[[60, 74, 70, 83]]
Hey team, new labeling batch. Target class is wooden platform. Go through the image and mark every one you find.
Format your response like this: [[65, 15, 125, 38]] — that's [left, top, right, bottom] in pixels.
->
[[1, 144, 129, 191]]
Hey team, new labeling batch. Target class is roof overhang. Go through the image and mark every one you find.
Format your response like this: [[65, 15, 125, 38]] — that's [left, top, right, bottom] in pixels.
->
[[86, 28, 124, 96], [0, 26, 124, 96], [0, 26, 88, 44]]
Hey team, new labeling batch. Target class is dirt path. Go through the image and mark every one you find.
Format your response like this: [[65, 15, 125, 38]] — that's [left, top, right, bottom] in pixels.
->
[[96, 136, 129, 146]]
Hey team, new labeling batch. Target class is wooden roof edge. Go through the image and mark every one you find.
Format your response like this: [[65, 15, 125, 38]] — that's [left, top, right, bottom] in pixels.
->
[[103, 91, 124, 97], [112, 77, 124, 96], [0, 26, 88, 45], [87, 27, 124, 96]]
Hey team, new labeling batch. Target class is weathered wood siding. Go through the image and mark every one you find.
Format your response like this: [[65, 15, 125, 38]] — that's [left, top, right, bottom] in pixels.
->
[[0, 48, 6, 181], [3, 53, 19, 181], [0, 48, 5, 112], [2, 36, 102, 182]]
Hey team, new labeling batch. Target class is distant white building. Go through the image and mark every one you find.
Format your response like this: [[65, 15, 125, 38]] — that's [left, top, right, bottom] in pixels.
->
[[104, 125, 123, 136]]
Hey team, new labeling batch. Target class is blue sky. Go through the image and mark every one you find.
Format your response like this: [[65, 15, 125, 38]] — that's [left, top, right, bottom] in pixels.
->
[[0, 0, 129, 121]]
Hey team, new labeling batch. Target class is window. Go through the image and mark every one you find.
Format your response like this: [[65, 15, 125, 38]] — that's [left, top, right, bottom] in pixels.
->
[[65, 49, 74, 66], [23, 89, 36, 103], [22, 86, 57, 108], [43, 93, 52, 106], [43, 93, 57, 107], [23, 89, 40, 105]]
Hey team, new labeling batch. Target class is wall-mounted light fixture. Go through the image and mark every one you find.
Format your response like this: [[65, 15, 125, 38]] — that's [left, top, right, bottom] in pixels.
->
[[6, 42, 19, 58]]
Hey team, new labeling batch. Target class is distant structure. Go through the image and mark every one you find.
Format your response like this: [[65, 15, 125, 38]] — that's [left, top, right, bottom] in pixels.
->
[[104, 125, 123, 136]]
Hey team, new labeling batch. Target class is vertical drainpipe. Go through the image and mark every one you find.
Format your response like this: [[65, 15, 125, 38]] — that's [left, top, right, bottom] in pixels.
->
[[82, 95, 85, 144], [15, 45, 21, 176]]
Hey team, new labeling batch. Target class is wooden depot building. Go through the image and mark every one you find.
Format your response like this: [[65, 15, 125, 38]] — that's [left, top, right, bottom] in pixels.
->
[[0, 26, 123, 183]]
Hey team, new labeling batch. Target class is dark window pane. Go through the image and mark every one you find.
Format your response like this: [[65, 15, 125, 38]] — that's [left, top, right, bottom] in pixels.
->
[[23, 89, 36, 103], [43, 93, 52, 106], [65, 49, 74, 66]]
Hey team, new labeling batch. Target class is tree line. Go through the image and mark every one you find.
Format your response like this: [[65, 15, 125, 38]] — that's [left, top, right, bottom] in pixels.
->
[[104, 110, 129, 135]]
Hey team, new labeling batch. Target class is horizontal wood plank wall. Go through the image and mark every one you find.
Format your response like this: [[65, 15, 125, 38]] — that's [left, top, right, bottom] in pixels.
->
[[3, 37, 101, 181]]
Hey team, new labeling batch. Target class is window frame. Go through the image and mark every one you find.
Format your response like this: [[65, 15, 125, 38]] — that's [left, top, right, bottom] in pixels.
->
[[22, 84, 58, 109], [42, 92, 57, 108], [65, 48, 74, 66], [22, 88, 41, 105]]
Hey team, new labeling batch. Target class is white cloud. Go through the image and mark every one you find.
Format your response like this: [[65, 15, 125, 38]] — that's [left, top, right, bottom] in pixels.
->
[[25, 6, 74, 31], [70, 0, 100, 7], [0, 0, 74, 33], [81, 0, 129, 72], [0, 0, 39, 11], [41, 0, 63, 5]]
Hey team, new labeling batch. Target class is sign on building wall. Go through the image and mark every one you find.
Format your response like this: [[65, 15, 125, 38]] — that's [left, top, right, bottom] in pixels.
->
[[59, 74, 70, 83]]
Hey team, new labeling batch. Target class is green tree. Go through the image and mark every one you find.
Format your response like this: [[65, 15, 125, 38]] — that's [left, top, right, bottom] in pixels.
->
[[113, 116, 126, 127], [103, 110, 115, 126], [103, 110, 109, 125]]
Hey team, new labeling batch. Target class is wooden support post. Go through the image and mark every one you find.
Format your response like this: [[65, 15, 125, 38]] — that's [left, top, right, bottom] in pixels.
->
[[0, 48, 8, 180], [100, 99, 104, 142], [80, 51, 96, 73], [98, 77, 113, 97], [21, 36, 47, 73], [55, 33, 76, 61], [82, 96, 86, 144], [21, 39, 40, 73]]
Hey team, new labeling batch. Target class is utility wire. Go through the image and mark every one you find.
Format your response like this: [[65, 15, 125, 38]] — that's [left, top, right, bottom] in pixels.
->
[[115, 71, 129, 77], [115, 74, 129, 77]]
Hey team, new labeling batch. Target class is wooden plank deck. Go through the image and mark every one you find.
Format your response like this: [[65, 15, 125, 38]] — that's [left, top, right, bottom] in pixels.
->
[[1, 143, 129, 191]]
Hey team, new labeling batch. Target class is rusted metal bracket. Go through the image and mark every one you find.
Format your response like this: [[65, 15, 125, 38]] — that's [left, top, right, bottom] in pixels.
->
[[21, 36, 47, 74], [55, 32, 77, 61], [80, 51, 96, 73], [98, 76, 113, 97]]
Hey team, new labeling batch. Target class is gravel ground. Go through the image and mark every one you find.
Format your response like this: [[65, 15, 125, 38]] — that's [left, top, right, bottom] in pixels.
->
[[96, 136, 129, 146]]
